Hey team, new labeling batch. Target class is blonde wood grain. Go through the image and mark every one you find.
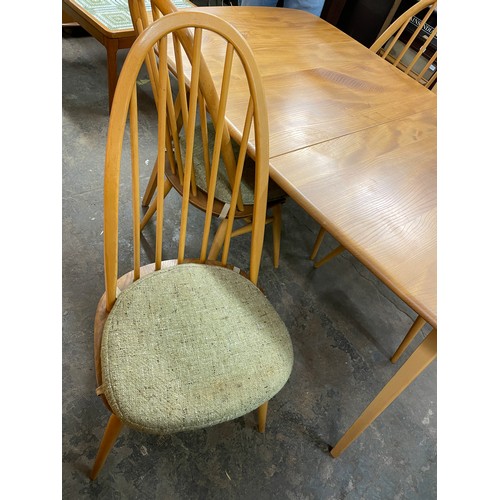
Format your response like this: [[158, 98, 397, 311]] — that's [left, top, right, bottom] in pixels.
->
[[182, 6, 437, 459], [99, 5, 437, 462], [187, 7, 436, 159], [128, 1, 284, 268], [269, 109, 437, 328], [104, 9, 271, 294], [95, 18, 274, 479], [221, 98, 256, 265], [304, 0, 436, 348], [130, 85, 141, 280]]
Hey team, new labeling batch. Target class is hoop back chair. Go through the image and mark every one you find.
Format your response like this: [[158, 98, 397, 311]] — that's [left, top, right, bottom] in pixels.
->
[[128, 0, 287, 268], [309, 0, 437, 363], [371, 0, 437, 90], [90, 11, 294, 479]]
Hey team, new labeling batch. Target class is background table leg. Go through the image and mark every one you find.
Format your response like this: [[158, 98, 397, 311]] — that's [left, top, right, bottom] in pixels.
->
[[105, 38, 119, 113]]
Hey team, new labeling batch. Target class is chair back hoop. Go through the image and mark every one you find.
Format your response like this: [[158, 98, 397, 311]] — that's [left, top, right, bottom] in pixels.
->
[[104, 11, 270, 310], [151, 0, 180, 15], [129, 0, 245, 211], [370, 0, 437, 89]]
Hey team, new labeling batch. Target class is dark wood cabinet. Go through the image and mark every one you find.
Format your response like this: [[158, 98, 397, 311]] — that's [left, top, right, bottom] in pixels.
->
[[321, 0, 406, 47], [320, 0, 348, 26]]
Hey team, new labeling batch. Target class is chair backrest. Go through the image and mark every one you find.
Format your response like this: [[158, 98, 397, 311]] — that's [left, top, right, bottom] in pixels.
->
[[129, 0, 245, 211], [103, 10, 270, 310], [370, 0, 437, 89]]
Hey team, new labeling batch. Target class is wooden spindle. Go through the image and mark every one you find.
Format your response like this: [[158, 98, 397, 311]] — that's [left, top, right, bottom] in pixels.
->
[[129, 85, 141, 280]]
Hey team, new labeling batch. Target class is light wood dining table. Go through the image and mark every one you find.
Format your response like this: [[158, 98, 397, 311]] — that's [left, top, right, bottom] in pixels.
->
[[170, 5, 437, 457]]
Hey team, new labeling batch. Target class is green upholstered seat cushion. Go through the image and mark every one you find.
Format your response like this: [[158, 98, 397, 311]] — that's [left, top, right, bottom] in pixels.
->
[[101, 264, 293, 434], [180, 124, 287, 205]]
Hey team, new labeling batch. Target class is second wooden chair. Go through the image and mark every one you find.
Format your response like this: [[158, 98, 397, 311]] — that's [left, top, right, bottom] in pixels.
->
[[128, 0, 287, 267]]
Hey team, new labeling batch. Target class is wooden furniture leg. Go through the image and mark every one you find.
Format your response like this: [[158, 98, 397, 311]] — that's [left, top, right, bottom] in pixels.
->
[[62, 0, 144, 113], [309, 226, 345, 268], [310, 226, 326, 260], [391, 315, 426, 363], [330, 328, 437, 458], [272, 204, 282, 269], [208, 218, 229, 261], [313, 244, 345, 269], [90, 413, 123, 480], [142, 161, 159, 207], [140, 180, 173, 230], [105, 38, 120, 113], [257, 401, 268, 433], [62, 10, 76, 24]]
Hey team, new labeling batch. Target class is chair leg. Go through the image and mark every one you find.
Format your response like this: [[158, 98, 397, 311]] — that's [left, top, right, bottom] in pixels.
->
[[391, 315, 427, 363], [208, 218, 229, 261], [90, 413, 123, 480], [140, 179, 173, 230], [310, 226, 326, 260], [142, 160, 158, 207], [257, 401, 268, 433], [271, 204, 282, 269], [313, 244, 345, 269]]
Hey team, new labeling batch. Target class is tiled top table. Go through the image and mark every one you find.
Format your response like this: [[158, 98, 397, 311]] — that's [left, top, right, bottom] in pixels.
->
[[62, 0, 192, 111]]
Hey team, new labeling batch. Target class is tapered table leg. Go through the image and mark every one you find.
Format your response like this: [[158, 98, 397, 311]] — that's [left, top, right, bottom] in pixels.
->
[[391, 315, 427, 363], [310, 226, 326, 260], [105, 38, 119, 113], [331, 328, 437, 458]]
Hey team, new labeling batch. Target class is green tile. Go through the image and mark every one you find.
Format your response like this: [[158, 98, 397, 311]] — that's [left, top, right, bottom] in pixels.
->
[[72, 0, 193, 31]]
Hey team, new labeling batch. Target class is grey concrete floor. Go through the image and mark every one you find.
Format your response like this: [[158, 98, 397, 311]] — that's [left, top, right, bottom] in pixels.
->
[[62, 23, 436, 499]]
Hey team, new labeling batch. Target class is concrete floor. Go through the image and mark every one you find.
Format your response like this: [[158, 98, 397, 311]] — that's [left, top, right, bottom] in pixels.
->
[[62, 22, 437, 499]]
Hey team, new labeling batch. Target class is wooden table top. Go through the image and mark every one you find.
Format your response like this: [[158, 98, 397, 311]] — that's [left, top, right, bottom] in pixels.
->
[[271, 109, 437, 327], [191, 7, 436, 157], [184, 6, 438, 327]]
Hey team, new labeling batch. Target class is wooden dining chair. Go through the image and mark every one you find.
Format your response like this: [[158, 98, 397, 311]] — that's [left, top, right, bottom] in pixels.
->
[[309, 0, 436, 362], [90, 10, 294, 479], [371, 0, 437, 89], [127, 0, 287, 268]]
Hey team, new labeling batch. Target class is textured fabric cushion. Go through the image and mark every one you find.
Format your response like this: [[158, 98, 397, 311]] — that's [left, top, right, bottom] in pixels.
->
[[101, 264, 293, 434], [181, 124, 255, 205], [181, 124, 286, 205]]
